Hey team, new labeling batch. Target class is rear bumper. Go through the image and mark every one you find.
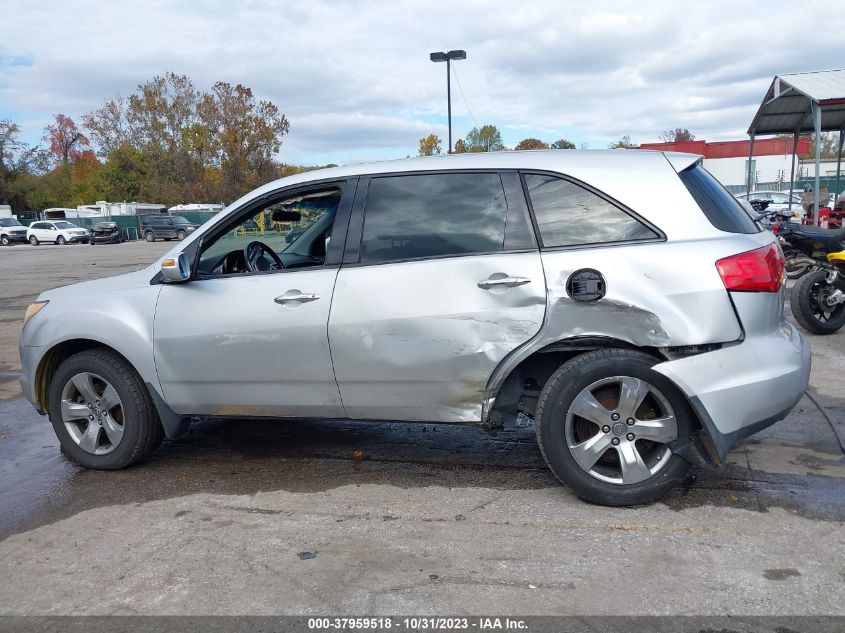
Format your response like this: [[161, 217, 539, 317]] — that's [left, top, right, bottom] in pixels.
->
[[654, 320, 810, 463]]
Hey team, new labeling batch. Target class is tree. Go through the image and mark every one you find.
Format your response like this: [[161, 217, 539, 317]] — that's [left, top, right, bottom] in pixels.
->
[[82, 96, 134, 157], [464, 125, 505, 152], [608, 135, 636, 149], [514, 138, 549, 150], [453, 139, 467, 154], [810, 131, 845, 159], [43, 114, 90, 165], [659, 128, 695, 143], [418, 133, 442, 156], [550, 139, 576, 150]]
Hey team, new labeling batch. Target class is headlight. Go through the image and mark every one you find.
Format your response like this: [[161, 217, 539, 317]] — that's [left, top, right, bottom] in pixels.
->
[[23, 301, 49, 328]]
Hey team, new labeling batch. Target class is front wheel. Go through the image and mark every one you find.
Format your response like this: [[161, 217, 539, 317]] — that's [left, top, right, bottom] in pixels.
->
[[176, 230, 187, 240], [790, 270, 845, 334], [56, 235, 67, 245], [535, 349, 694, 506], [1, 235, 9, 246], [47, 349, 164, 469]]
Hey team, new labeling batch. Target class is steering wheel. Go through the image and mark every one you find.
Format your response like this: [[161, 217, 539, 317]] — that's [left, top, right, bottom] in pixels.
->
[[244, 241, 284, 272]]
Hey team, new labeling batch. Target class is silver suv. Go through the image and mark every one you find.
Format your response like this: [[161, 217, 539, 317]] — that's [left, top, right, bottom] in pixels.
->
[[19, 151, 811, 505]]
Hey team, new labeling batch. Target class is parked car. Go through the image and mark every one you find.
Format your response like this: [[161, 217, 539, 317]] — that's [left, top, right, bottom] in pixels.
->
[[18, 151, 810, 506], [88, 221, 122, 245], [140, 215, 199, 242], [736, 190, 802, 217], [26, 220, 89, 245], [0, 217, 29, 245]]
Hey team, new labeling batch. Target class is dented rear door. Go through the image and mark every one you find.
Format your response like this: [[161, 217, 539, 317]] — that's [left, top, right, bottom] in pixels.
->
[[328, 171, 545, 422]]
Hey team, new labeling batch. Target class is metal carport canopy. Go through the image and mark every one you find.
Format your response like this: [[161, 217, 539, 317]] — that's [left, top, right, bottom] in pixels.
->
[[746, 69, 845, 222]]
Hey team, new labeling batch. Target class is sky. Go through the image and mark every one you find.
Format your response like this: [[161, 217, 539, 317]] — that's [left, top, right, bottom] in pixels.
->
[[1, 0, 843, 166]]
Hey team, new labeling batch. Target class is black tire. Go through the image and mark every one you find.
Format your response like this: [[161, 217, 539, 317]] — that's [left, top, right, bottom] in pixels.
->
[[535, 349, 694, 506], [790, 270, 845, 335], [56, 235, 67, 245], [1, 235, 9, 246], [29, 235, 39, 246], [47, 349, 164, 469], [144, 231, 156, 242], [176, 230, 187, 241]]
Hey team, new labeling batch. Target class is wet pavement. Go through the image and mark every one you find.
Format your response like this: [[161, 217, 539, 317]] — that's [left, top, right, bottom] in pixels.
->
[[0, 242, 844, 615]]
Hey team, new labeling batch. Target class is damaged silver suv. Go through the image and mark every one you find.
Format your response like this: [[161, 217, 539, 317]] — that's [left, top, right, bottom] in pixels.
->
[[19, 150, 810, 505]]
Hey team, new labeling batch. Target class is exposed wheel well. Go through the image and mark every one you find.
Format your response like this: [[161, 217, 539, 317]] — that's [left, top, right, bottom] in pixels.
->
[[34, 339, 128, 412], [488, 337, 668, 425]]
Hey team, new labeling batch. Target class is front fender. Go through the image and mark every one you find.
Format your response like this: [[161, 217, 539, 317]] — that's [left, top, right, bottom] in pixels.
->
[[21, 283, 164, 407]]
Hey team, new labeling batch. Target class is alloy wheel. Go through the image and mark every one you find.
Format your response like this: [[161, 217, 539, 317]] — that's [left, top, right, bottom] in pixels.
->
[[60, 372, 125, 455], [565, 376, 677, 485]]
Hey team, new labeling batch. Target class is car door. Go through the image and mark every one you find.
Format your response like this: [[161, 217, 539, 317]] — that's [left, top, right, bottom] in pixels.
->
[[328, 171, 546, 422], [153, 180, 355, 418], [42, 222, 58, 242]]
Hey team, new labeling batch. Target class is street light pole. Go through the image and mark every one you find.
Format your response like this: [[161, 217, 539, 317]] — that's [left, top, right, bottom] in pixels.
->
[[430, 50, 466, 154]]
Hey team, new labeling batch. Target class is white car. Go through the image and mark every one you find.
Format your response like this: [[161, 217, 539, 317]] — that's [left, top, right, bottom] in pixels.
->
[[26, 220, 90, 246], [736, 190, 802, 216], [0, 217, 30, 245]]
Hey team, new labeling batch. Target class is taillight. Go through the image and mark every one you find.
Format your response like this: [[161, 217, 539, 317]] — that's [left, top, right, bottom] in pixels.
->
[[715, 243, 785, 292]]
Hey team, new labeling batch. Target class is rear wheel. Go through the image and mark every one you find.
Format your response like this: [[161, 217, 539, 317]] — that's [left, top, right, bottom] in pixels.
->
[[56, 235, 67, 245], [47, 349, 164, 469], [144, 231, 156, 242], [29, 235, 39, 246], [790, 270, 845, 334], [535, 349, 694, 506]]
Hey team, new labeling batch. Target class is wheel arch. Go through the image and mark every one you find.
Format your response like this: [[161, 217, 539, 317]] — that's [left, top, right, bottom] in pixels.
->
[[484, 336, 666, 423]]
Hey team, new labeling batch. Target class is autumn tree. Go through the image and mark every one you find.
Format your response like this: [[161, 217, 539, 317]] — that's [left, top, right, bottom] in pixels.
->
[[82, 96, 134, 157], [514, 138, 549, 150], [551, 139, 576, 149], [659, 128, 695, 143], [464, 125, 505, 152], [453, 139, 467, 154], [418, 133, 442, 156], [608, 135, 636, 149], [43, 114, 90, 165]]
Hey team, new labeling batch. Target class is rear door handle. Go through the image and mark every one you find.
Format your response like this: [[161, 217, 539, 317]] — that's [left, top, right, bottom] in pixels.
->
[[274, 291, 320, 304], [477, 276, 531, 290]]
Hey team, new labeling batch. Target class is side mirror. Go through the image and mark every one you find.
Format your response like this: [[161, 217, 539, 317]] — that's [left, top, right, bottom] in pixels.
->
[[160, 252, 191, 283]]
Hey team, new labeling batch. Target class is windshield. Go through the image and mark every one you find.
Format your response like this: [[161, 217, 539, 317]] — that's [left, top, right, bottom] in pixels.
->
[[0, 218, 23, 227], [53, 221, 77, 229]]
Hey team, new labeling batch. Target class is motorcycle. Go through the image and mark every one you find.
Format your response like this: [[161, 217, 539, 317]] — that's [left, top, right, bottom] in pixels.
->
[[775, 219, 845, 334]]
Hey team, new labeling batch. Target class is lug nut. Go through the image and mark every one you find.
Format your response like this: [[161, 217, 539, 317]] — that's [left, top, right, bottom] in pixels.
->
[[96, 400, 100, 405], [626, 433, 635, 441], [626, 418, 635, 426], [611, 413, 620, 421], [602, 425, 611, 433], [87, 403, 93, 409], [88, 415, 94, 421], [611, 437, 620, 446]]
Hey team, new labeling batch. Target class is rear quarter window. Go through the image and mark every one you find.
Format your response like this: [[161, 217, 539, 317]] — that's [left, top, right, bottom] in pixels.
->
[[678, 164, 760, 234], [523, 173, 659, 248]]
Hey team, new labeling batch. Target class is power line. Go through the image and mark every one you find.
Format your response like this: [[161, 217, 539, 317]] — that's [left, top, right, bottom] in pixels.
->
[[450, 63, 479, 130]]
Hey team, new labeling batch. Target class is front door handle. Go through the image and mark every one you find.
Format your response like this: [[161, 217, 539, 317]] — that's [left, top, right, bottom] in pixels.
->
[[477, 276, 531, 290], [274, 291, 320, 304]]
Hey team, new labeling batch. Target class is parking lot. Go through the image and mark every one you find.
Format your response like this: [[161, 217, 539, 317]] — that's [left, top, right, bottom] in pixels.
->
[[0, 241, 843, 615]]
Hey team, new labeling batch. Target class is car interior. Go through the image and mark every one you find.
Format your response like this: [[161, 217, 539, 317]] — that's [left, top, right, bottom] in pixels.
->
[[197, 188, 341, 276]]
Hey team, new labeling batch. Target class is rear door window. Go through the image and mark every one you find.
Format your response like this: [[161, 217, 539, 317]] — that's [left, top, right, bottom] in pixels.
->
[[679, 165, 760, 234], [523, 173, 659, 248], [360, 173, 507, 263]]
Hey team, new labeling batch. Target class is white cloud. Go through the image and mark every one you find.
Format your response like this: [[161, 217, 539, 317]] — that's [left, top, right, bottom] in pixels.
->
[[0, 0, 842, 163]]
